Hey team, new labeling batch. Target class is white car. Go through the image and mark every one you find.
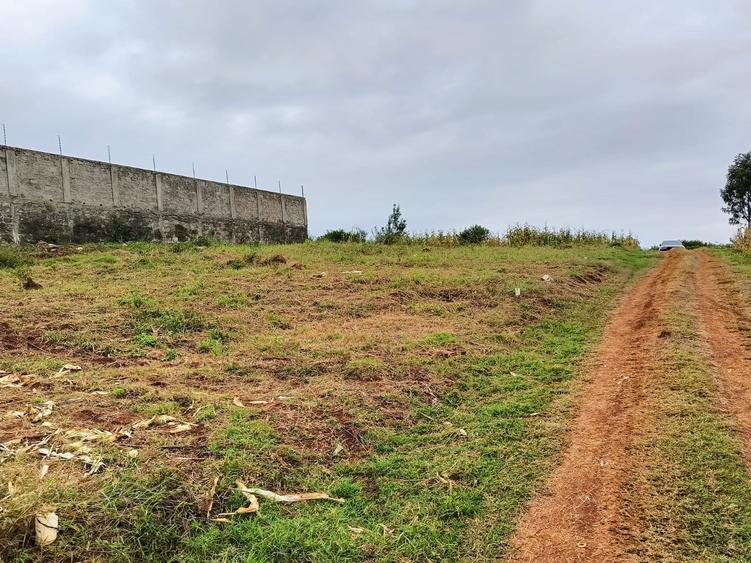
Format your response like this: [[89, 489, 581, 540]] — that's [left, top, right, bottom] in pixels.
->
[[659, 240, 685, 252]]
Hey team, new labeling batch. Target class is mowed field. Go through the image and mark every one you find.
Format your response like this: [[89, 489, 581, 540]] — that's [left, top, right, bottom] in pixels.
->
[[1, 241, 751, 561]]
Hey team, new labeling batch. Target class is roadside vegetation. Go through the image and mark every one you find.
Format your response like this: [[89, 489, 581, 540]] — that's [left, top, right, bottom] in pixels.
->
[[0, 237, 653, 561], [320, 225, 639, 250], [317, 204, 640, 249], [732, 226, 751, 252]]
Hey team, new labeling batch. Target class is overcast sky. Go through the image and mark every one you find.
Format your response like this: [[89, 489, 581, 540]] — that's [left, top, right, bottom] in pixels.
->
[[1, 1, 749, 245]]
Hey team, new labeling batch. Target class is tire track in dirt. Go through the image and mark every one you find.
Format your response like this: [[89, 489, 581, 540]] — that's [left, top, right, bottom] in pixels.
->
[[694, 250, 751, 468], [509, 251, 685, 562]]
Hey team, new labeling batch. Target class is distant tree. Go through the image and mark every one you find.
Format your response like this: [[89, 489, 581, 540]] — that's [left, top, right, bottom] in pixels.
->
[[375, 204, 407, 244], [681, 240, 709, 249], [458, 225, 490, 245], [721, 152, 751, 226], [385, 204, 407, 236]]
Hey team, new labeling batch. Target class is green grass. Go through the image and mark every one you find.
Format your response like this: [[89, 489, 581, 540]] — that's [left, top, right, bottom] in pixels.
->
[[216, 293, 249, 309], [0, 244, 27, 269], [423, 331, 457, 346], [0, 241, 656, 561], [711, 247, 751, 297]]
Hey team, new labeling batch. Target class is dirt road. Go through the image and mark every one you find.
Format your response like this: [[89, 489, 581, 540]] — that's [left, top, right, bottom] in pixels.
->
[[509, 249, 751, 561]]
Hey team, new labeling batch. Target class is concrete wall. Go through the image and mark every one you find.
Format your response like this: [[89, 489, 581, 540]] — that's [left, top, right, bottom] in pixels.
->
[[0, 145, 307, 244]]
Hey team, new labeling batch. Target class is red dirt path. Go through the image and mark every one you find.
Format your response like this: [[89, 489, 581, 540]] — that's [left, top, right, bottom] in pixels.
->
[[510, 252, 682, 561]]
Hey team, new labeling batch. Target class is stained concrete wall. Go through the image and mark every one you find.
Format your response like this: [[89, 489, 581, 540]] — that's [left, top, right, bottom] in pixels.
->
[[0, 145, 307, 244]]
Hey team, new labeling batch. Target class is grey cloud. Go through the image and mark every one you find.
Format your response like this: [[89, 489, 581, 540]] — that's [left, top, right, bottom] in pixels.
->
[[1, 0, 750, 245]]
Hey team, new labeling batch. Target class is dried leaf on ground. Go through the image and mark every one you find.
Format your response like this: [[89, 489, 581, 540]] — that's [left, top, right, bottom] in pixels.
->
[[232, 397, 245, 408], [206, 476, 219, 518], [236, 479, 345, 504], [192, 405, 209, 418], [38, 448, 74, 461], [217, 482, 260, 517], [132, 415, 194, 433], [38, 448, 105, 474], [380, 523, 395, 535], [81, 456, 105, 475], [54, 364, 82, 378], [35, 510, 59, 546], [27, 401, 55, 423], [0, 374, 31, 388], [64, 429, 117, 444], [436, 473, 454, 490], [233, 503, 259, 515]]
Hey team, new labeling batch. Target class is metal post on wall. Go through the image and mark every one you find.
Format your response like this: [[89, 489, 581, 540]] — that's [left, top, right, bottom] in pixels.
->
[[278, 180, 287, 243], [225, 170, 229, 184], [301, 184, 304, 197], [254, 175, 257, 189], [192, 162, 196, 179], [109, 144, 119, 207], [2, 124, 6, 146], [58, 135, 71, 203], [152, 154, 156, 171]]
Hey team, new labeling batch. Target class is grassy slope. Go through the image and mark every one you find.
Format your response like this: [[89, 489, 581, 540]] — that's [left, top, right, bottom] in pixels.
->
[[712, 247, 751, 293], [0, 242, 653, 562]]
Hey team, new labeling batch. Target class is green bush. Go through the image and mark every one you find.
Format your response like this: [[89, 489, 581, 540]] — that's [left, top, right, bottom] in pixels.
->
[[133, 333, 159, 347], [732, 227, 751, 252], [197, 337, 224, 355], [0, 245, 25, 269], [458, 225, 491, 245], [226, 252, 258, 269], [12, 265, 36, 288], [319, 229, 367, 243], [682, 240, 710, 249]]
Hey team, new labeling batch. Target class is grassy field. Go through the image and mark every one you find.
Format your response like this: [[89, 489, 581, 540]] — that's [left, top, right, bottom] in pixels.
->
[[0, 241, 654, 561]]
